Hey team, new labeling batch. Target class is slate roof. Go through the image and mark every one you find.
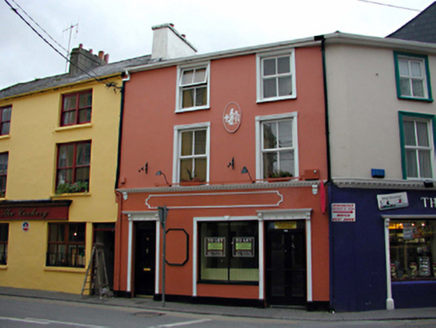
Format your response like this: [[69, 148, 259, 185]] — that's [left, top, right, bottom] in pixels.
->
[[0, 54, 153, 100], [387, 1, 436, 43]]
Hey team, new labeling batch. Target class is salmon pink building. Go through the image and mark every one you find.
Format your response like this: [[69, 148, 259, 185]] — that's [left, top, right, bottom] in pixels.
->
[[114, 24, 330, 310]]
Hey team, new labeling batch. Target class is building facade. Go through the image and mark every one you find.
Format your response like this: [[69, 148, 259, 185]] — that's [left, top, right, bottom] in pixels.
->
[[115, 26, 330, 310], [324, 33, 436, 311]]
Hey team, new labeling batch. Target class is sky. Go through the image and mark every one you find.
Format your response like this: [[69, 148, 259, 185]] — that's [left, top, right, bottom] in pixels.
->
[[0, 0, 434, 90]]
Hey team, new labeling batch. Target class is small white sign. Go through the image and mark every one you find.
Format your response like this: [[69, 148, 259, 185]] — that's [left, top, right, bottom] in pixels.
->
[[22, 221, 29, 232], [377, 192, 408, 211], [332, 203, 356, 222]]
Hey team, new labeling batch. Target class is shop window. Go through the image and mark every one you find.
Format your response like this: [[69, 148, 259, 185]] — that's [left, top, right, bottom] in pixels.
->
[[399, 112, 436, 180], [46, 223, 86, 268], [393, 52, 433, 102], [60, 90, 92, 126], [174, 123, 209, 184], [256, 113, 298, 180], [0, 152, 8, 197], [0, 105, 11, 135], [389, 220, 436, 281], [177, 64, 210, 112], [257, 50, 296, 102], [0, 223, 8, 265], [199, 221, 259, 283], [56, 141, 91, 194]]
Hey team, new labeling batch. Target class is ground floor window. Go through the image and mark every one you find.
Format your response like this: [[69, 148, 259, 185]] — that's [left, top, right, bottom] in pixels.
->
[[199, 221, 258, 283], [46, 223, 86, 268], [389, 220, 436, 281], [0, 223, 8, 265]]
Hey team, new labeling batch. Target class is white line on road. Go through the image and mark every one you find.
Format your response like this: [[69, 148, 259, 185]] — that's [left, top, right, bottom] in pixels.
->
[[0, 315, 107, 327], [155, 318, 212, 327]]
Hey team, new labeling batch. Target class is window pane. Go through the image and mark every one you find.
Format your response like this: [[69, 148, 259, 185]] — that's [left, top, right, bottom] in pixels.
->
[[278, 77, 292, 96], [180, 159, 193, 181], [263, 122, 277, 149], [0, 224, 8, 242], [64, 95, 77, 110], [0, 123, 9, 135], [69, 223, 86, 242], [181, 70, 194, 85], [277, 56, 290, 74], [0, 154, 8, 175], [406, 149, 418, 178], [278, 120, 292, 148], [2, 107, 11, 121], [400, 78, 411, 96], [410, 61, 422, 77], [399, 59, 409, 76], [79, 93, 92, 108], [279, 150, 294, 176], [76, 143, 91, 165], [263, 58, 276, 76], [182, 89, 194, 108], [263, 78, 276, 98], [419, 150, 432, 178], [75, 167, 90, 183], [57, 169, 73, 185], [416, 122, 429, 147], [49, 224, 65, 242], [194, 68, 206, 83], [263, 152, 278, 178], [62, 111, 76, 126], [403, 121, 416, 146], [78, 109, 91, 123], [195, 87, 207, 106], [194, 158, 207, 181], [412, 80, 424, 97], [194, 130, 206, 155], [181, 131, 193, 156]]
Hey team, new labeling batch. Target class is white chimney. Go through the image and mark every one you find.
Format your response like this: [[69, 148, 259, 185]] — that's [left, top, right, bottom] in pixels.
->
[[151, 23, 197, 60]]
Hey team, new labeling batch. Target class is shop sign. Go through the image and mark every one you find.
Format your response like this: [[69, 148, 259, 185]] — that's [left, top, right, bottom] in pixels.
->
[[204, 237, 225, 257], [274, 221, 297, 230], [222, 102, 242, 133], [421, 197, 436, 208], [331, 203, 356, 222], [232, 237, 255, 257], [377, 192, 408, 211]]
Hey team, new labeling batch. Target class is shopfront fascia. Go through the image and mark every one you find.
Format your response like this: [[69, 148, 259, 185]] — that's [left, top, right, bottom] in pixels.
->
[[0, 199, 72, 221]]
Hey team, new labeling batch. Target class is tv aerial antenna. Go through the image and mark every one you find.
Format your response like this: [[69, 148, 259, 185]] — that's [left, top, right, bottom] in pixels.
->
[[63, 23, 79, 71]]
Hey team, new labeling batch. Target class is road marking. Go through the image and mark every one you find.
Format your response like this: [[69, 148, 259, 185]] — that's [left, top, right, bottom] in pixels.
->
[[155, 319, 212, 327], [0, 316, 107, 327]]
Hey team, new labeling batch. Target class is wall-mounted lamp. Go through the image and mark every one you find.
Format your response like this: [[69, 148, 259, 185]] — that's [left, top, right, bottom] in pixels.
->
[[138, 162, 148, 174], [156, 171, 169, 185], [241, 166, 253, 183], [424, 180, 434, 188], [227, 157, 234, 170]]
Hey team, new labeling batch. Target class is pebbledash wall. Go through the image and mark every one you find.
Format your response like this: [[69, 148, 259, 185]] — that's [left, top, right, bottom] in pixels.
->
[[115, 40, 331, 309], [330, 183, 436, 312]]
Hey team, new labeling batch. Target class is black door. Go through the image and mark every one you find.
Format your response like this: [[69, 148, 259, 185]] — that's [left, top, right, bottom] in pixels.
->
[[135, 222, 156, 296], [265, 221, 306, 305]]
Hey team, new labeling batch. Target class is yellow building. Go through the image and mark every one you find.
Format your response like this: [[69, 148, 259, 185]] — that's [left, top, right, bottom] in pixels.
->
[[0, 45, 149, 294]]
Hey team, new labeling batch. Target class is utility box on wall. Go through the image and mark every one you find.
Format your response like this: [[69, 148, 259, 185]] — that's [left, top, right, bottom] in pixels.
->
[[305, 169, 320, 180]]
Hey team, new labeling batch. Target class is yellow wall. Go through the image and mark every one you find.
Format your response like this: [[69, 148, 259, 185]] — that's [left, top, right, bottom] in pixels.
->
[[0, 78, 122, 293]]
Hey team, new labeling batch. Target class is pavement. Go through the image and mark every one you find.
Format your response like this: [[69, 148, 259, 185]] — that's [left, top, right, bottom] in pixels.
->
[[1, 286, 436, 323]]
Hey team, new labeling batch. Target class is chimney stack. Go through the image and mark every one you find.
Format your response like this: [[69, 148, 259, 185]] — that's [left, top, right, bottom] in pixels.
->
[[151, 23, 197, 60], [69, 45, 108, 75]]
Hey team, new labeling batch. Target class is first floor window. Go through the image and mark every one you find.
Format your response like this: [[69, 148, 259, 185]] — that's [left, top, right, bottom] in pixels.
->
[[56, 141, 91, 193], [0, 152, 8, 196], [61, 90, 92, 126], [199, 221, 259, 283], [0, 223, 8, 265], [46, 223, 86, 268], [390, 220, 436, 281], [400, 113, 435, 180]]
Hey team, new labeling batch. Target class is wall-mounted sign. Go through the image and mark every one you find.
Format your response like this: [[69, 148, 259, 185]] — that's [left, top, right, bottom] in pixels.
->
[[223, 101, 242, 133], [377, 192, 408, 211], [22, 221, 29, 232], [274, 221, 297, 230], [332, 203, 356, 222], [0, 200, 71, 221], [233, 237, 255, 257], [204, 237, 225, 257]]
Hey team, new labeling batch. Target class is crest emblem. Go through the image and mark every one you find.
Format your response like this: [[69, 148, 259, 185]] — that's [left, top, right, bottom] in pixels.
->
[[223, 102, 242, 133]]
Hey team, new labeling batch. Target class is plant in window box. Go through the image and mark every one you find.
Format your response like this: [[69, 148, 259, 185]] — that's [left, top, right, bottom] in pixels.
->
[[180, 169, 205, 186], [267, 170, 293, 182], [56, 181, 88, 194]]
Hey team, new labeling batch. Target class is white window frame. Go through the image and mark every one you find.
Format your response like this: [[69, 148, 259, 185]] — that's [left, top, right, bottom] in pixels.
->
[[176, 62, 210, 113], [255, 112, 299, 180], [256, 50, 296, 102], [173, 122, 211, 184]]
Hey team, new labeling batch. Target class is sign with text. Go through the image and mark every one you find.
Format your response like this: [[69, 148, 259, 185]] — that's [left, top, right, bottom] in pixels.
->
[[204, 237, 225, 257], [232, 237, 255, 257], [331, 203, 356, 222], [377, 192, 408, 211], [0, 200, 71, 221]]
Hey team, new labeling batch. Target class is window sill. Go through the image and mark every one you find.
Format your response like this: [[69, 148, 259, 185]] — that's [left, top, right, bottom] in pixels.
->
[[0, 265, 8, 270], [397, 96, 433, 102], [51, 192, 91, 198], [175, 106, 210, 113], [44, 266, 86, 273], [55, 123, 93, 132], [256, 95, 296, 104], [0, 134, 10, 140]]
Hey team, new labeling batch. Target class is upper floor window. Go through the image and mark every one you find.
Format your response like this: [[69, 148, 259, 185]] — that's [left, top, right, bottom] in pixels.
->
[[46, 223, 86, 268], [257, 51, 296, 102], [56, 141, 91, 193], [394, 52, 433, 102], [176, 64, 210, 112], [61, 90, 92, 126], [0, 223, 8, 265], [0, 152, 8, 197], [173, 123, 210, 184], [0, 106, 11, 135], [399, 112, 435, 180], [256, 113, 298, 180]]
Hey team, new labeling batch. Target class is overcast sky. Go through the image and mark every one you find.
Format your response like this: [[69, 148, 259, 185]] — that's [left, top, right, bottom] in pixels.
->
[[0, 0, 434, 90]]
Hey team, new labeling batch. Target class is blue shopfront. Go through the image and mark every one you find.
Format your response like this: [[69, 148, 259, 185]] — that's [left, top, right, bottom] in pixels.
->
[[329, 184, 436, 312]]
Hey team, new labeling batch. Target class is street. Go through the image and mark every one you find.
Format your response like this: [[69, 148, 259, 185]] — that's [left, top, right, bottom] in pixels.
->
[[1, 295, 436, 327]]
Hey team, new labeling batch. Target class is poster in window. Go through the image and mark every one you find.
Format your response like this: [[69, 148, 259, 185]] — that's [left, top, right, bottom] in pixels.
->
[[232, 237, 255, 257], [204, 237, 225, 257], [403, 223, 415, 240]]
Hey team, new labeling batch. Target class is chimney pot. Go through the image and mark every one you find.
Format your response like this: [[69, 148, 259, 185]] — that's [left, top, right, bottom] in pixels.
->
[[79, 43, 83, 49], [104, 54, 109, 63], [98, 51, 104, 59]]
